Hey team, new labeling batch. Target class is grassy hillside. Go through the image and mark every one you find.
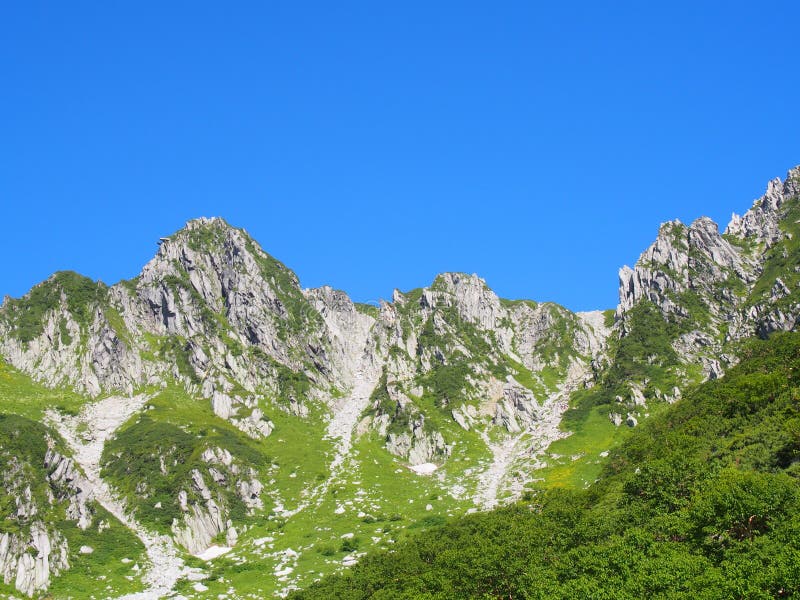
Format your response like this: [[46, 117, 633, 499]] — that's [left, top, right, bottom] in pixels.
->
[[292, 332, 800, 599]]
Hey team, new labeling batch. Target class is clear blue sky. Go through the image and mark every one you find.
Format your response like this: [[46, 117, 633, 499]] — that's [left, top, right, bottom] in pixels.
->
[[2, 2, 798, 311]]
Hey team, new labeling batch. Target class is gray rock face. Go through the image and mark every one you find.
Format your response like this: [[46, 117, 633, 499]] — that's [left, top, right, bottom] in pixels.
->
[[45, 450, 94, 530], [0, 523, 69, 597], [172, 501, 228, 555], [211, 391, 234, 420], [172, 469, 229, 554], [2, 168, 798, 415], [169, 445, 265, 555], [305, 285, 381, 389], [451, 404, 478, 431], [426, 273, 509, 334], [0, 218, 332, 402], [0, 227, 611, 473], [386, 415, 451, 465], [618, 220, 690, 314], [617, 217, 754, 320], [493, 381, 541, 433]]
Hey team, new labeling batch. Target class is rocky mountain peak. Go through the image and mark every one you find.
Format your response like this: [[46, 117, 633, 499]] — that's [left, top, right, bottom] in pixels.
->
[[686, 216, 752, 281], [142, 216, 299, 290], [422, 272, 505, 331], [617, 205, 762, 320], [128, 217, 309, 344], [617, 220, 688, 314], [725, 166, 800, 244], [185, 215, 230, 230]]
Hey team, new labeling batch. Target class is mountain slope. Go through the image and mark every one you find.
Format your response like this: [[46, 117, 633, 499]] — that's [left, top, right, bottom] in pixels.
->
[[0, 218, 608, 597], [0, 380, 147, 598], [291, 331, 800, 599]]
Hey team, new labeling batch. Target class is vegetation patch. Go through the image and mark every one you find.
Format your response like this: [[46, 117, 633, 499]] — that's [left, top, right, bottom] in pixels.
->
[[1, 271, 107, 344]]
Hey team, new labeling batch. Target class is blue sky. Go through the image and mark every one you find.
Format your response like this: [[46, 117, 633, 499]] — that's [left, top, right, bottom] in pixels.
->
[[1, 2, 799, 311]]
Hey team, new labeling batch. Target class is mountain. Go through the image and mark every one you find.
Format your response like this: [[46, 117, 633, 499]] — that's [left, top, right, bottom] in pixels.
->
[[0, 166, 798, 598]]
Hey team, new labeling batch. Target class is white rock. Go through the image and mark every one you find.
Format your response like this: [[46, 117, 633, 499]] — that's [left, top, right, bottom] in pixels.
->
[[195, 545, 232, 561], [408, 463, 438, 475]]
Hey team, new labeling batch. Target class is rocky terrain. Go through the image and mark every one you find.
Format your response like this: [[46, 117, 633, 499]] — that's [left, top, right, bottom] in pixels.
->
[[0, 166, 798, 597]]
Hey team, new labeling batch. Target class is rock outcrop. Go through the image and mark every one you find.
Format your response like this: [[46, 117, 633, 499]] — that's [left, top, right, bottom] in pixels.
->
[[169, 447, 264, 555], [45, 449, 94, 529], [385, 415, 452, 466], [0, 523, 69, 597], [726, 170, 800, 245]]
